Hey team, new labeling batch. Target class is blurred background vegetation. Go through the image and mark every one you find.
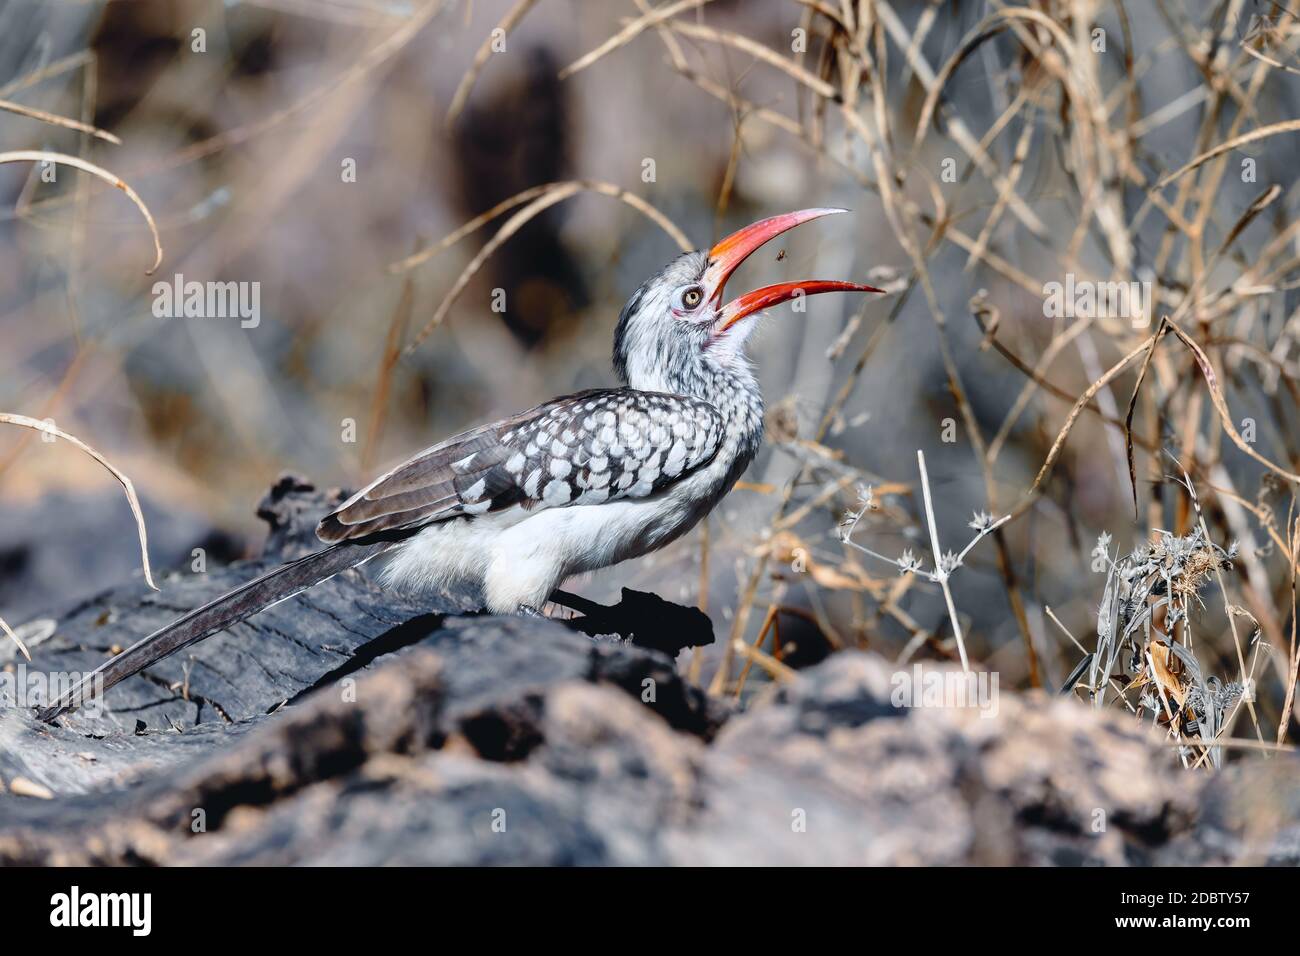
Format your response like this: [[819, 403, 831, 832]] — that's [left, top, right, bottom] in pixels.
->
[[2, 0, 1299, 749]]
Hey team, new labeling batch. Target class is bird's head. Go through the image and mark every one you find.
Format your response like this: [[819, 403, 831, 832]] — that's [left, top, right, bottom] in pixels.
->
[[613, 208, 881, 394]]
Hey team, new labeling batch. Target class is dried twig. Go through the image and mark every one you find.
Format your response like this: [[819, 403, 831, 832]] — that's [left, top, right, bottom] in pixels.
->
[[0, 413, 158, 592], [400, 180, 691, 356], [0, 98, 121, 143], [0, 150, 163, 273]]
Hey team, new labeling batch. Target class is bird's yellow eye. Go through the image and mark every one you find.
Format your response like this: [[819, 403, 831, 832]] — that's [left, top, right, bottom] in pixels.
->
[[678, 286, 704, 309]]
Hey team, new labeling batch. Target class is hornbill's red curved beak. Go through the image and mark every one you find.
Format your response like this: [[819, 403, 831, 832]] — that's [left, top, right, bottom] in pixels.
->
[[702, 208, 883, 332]]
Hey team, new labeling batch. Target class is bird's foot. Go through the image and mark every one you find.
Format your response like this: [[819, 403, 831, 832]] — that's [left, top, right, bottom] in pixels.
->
[[515, 603, 547, 618]]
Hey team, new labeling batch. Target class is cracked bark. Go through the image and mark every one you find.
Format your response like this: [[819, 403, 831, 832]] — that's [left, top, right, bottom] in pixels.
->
[[0, 477, 1295, 865]]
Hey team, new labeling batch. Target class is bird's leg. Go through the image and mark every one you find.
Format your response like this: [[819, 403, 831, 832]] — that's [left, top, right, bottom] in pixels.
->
[[516, 594, 602, 619]]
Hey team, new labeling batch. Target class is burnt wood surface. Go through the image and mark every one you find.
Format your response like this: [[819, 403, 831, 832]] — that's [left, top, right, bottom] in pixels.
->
[[0, 478, 1296, 865]]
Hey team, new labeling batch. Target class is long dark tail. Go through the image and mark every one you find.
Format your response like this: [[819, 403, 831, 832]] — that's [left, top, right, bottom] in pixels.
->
[[38, 540, 396, 721]]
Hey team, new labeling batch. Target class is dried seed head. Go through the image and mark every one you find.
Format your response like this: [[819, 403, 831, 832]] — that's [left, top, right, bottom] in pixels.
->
[[897, 549, 923, 575]]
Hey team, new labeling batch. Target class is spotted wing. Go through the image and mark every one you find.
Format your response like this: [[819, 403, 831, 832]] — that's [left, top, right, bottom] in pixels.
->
[[316, 388, 724, 542]]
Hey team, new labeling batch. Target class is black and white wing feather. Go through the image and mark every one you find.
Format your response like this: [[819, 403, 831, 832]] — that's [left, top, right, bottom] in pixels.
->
[[317, 388, 724, 542], [40, 389, 723, 721]]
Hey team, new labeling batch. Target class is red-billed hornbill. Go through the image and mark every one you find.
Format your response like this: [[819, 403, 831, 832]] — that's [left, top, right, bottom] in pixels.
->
[[39, 208, 879, 720]]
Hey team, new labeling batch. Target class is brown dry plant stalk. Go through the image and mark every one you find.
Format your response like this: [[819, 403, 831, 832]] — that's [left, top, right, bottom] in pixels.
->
[[506, 0, 1300, 743]]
